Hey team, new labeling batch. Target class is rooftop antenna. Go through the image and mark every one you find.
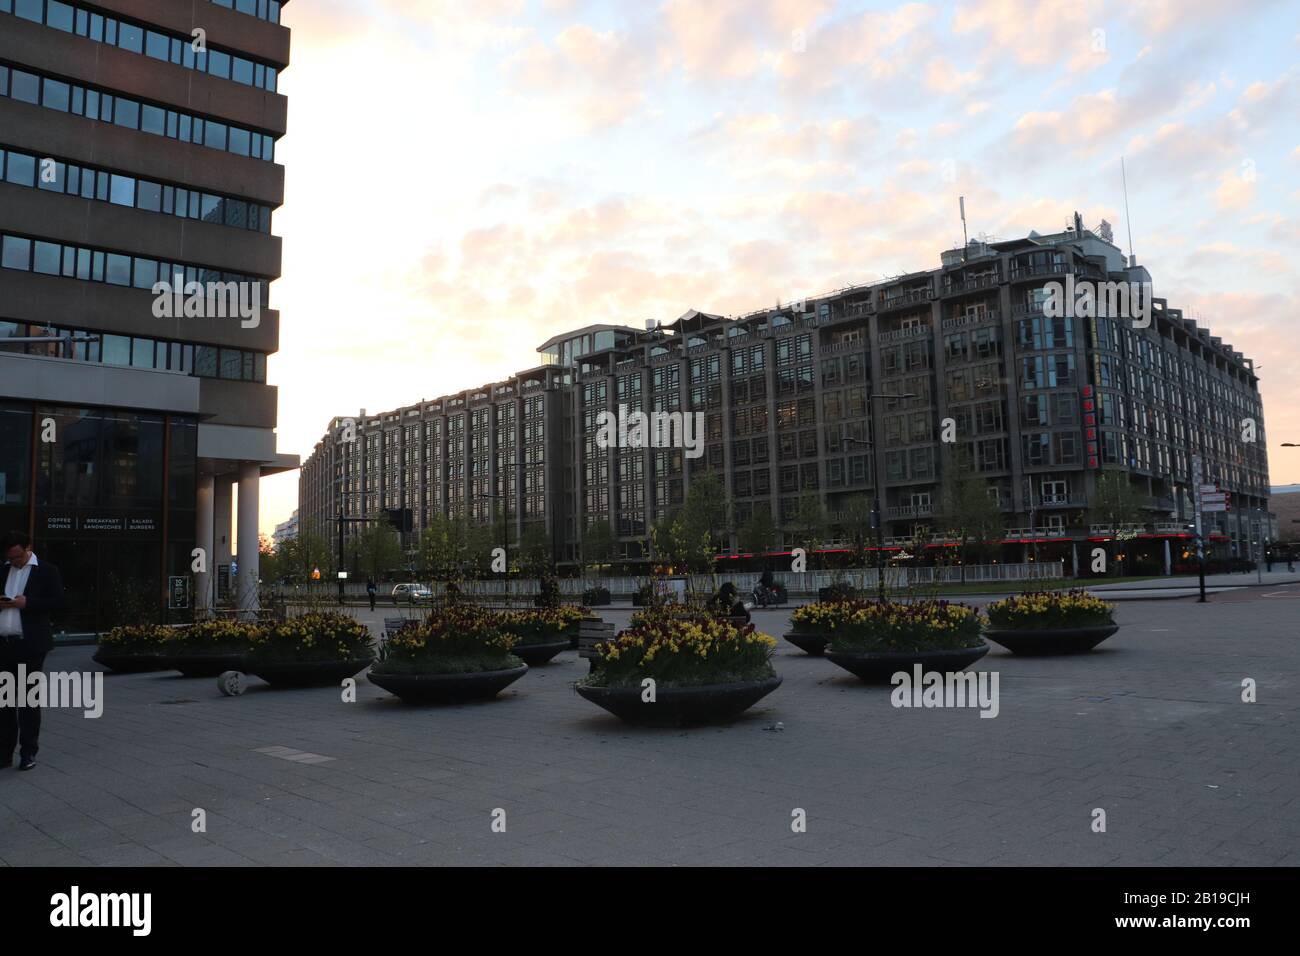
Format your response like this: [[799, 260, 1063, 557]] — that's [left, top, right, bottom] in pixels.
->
[[959, 196, 968, 259], [1121, 156, 1136, 267]]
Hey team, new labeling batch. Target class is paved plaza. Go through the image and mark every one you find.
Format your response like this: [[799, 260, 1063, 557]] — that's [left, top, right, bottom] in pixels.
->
[[2, 589, 1298, 867]]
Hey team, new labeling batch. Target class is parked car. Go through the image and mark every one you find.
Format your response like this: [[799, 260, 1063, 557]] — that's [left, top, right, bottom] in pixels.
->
[[391, 583, 432, 605]]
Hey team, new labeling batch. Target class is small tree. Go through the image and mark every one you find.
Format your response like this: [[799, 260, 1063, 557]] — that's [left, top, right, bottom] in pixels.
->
[[347, 523, 404, 582], [789, 491, 828, 570], [519, 522, 553, 579], [840, 494, 875, 571], [738, 504, 778, 557], [582, 519, 615, 575], [1088, 470, 1147, 575], [938, 462, 1004, 584]]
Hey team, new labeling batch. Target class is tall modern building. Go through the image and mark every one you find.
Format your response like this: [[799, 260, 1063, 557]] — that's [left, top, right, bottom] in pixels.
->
[[300, 217, 1269, 574], [0, 0, 295, 633]]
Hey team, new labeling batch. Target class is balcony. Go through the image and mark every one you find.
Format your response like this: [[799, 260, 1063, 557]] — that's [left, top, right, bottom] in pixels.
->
[[941, 309, 1001, 331], [1011, 302, 1045, 317], [878, 288, 933, 311], [941, 272, 1001, 296], [1004, 526, 1069, 539], [1009, 261, 1069, 280], [839, 300, 875, 320], [826, 338, 866, 354], [878, 324, 931, 344], [887, 504, 934, 519], [1036, 493, 1086, 507]]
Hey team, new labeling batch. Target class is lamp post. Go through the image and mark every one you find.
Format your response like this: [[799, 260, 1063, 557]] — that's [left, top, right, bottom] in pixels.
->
[[843, 391, 916, 601]]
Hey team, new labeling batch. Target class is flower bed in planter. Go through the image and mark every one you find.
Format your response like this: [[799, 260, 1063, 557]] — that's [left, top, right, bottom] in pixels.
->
[[582, 586, 611, 606], [576, 611, 780, 726], [496, 606, 586, 665], [159, 619, 260, 677], [793, 599, 988, 681], [983, 590, 1119, 655], [243, 612, 375, 687], [369, 604, 525, 704], [94, 623, 174, 673]]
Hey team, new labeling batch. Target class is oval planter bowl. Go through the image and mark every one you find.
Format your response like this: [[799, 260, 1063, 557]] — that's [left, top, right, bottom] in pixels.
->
[[163, 652, 249, 678], [510, 640, 570, 667], [92, 647, 170, 674], [825, 643, 990, 683], [575, 676, 782, 727], [245, 658, 373, 688], [983, 624, 1120, 656], [783, 631, 829, 656], [368, 665, 527, 704]]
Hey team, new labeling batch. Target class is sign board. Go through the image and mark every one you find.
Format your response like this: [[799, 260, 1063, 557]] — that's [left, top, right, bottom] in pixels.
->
[[168, 576, 189, 610], [217, 564, 231, 601]]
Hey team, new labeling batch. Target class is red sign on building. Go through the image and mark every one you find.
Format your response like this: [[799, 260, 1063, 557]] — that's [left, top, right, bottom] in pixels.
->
[[1081, 386, 1099, 468]]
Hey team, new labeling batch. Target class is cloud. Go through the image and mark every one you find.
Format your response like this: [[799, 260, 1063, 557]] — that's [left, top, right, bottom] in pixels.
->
[[508, 24, 657, 128]]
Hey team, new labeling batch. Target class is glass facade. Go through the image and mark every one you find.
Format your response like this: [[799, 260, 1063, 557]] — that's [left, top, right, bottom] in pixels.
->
[[0, 402, 198, 634]]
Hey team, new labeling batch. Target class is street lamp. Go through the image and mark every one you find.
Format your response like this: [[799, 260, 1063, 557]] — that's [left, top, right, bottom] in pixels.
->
[[843, 391, 917, 601]]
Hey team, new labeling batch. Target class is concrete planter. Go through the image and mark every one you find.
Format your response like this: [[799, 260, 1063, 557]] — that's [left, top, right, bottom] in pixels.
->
[[92, 647, 170, 673], [575, 676, 782, 727], [245, 657, 373, 688], [983, 624, 1120, 655], [825, 643, 990, 682], [368, 665, 528, 704], [783, 631, 830, 656], [510, 640, 570, 666]]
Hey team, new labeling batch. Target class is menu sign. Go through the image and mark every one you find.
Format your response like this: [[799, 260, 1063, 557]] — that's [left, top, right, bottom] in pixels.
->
[[38, 512, 163, 536], [168, 576, 190, 610]]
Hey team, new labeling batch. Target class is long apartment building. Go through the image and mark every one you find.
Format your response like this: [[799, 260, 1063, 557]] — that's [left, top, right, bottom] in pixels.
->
[[300, 217, 1269, 570], [0, 0, 296, 632]]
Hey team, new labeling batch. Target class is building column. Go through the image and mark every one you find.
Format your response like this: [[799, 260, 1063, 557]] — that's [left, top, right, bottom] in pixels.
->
[[213, 476, 233, 603], [195, 473, 215, 615], [237, 462, 261, 619]]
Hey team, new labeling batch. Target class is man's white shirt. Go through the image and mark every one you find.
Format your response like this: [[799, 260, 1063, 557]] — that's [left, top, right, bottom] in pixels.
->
[[1, 552, 38, 636]]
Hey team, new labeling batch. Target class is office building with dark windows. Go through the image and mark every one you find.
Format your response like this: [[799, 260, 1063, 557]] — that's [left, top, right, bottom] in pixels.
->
[[300, 219, 1269, 575], [0, 0, 296, 634]]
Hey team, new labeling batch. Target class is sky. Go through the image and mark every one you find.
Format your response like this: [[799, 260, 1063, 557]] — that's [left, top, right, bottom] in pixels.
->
[[253, 0, 1300, 537]]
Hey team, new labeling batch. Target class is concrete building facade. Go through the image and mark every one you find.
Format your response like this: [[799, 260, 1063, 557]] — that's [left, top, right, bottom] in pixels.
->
[[299, 219, 1268, 574]]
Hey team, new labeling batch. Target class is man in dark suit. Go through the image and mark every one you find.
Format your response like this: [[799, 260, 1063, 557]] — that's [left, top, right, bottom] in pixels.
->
[[0, 530, 66, 771]]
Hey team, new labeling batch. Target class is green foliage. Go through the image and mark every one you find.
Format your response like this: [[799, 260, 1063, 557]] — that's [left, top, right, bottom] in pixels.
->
[[985, 590, 1115, 629], [791, 600, 985, 652], [347, 523, 405, 580], [372, 604, 518, 675], [738, 504, 778, 556], [519, 522, 553, 578], [938, 459, 1004, 573], [790, 491, 828, 568], [582, 519, 615, 572], [268, 528, 334, 587], [1089, 470, 1147, 532], [581, 614, 777, 688]]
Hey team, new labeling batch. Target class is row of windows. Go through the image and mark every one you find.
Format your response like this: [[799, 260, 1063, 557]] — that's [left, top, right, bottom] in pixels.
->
[[0, 146, 273, 234], [211, 0, 283, 25], [0, 231, 268, 300], [3, 0, 279, 91], [0, 320, 267, 382], [0, 64, 276, 162]]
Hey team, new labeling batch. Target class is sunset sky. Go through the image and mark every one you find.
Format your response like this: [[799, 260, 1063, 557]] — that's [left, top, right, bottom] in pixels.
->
[[254, 0, 1300, 536]]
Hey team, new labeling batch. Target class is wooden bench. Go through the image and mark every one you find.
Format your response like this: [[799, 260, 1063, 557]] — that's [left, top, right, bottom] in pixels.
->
[[577, 618, 615, 672]]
